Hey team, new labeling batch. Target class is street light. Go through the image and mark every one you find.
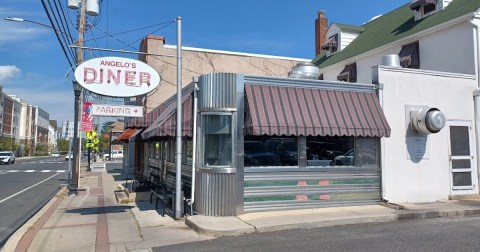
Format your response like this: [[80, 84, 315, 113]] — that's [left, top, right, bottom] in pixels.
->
[[4, 16, 76, 68], [71, 81, 83, 192], [5, 15, 82, 193]]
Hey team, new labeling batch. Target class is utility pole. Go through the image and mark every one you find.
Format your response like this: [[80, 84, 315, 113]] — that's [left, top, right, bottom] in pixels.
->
[[70, 0, 86, 192]]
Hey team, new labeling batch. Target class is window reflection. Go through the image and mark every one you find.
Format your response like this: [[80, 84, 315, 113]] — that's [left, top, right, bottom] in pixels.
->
[[244, 135, 378, 168], [307, 136, 354, 166], [244, 136, 297, 167], [203, 114, 232, 166]]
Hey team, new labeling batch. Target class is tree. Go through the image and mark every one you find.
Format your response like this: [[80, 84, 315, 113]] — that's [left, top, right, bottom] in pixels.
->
[[0, 137, 18, 152], [57, 139, 70, 153]]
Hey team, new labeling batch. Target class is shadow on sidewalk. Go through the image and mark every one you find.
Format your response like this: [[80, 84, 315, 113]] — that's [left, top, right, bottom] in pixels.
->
[[66, 205, 133, 215]]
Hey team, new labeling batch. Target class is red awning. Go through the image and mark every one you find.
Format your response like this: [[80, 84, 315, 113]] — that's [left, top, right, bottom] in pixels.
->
[[141, 91, 193, 139], [399, 41, 420, 69], [113, 128, 140, 143], [321, 34, 338, 50], [244, 84, 391, 137], [337, 62, 357, 82]]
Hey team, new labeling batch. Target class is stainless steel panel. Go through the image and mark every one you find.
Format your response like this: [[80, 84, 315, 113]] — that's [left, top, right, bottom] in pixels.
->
[[198, 73, 237, 110], [243, 169, 380, 213], [195, 171, 236, 216]]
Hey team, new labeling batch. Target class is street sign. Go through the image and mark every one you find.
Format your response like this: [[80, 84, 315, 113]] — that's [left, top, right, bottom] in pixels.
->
[[91, 104, 143, 117]]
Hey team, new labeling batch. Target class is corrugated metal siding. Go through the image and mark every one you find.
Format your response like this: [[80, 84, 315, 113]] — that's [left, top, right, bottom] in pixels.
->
[[195, 172, 236, 216], [198, 73, 237, 109], [244, 168, 380, 212]]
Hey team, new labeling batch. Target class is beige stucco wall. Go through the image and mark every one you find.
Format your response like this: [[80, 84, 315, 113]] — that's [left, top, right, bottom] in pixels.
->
[[140, 35, 310, 113]]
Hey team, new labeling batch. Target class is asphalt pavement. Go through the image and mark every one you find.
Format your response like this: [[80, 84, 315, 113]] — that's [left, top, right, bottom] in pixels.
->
[[4, 161, 480, 251]]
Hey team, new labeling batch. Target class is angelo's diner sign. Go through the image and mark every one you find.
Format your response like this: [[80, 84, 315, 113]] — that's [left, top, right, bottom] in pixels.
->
[[74, 56, 160, 97]]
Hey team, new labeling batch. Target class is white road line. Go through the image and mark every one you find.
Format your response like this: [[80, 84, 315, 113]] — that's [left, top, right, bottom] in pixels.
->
[[56, 170, 66, 173], [25, 170, 35, 172], [0, 173, 59, 204], [7, 170, 19, 173], [40, 170, 51, 173]]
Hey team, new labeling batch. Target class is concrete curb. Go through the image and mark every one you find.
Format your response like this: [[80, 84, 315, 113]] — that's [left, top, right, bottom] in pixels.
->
[[185, 209, 480, 238], [185, 216, 256, 237], [1, 187, 67, 252]]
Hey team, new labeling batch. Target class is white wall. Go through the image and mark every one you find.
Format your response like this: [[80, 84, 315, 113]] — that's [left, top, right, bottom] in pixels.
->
[[320, 20, 476, 84], [377, 66, 477, 203]]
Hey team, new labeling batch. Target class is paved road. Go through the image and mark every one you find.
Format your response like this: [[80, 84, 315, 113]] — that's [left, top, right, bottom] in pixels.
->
[[157, 216, 480, 252], [0, 156, 68, 247]]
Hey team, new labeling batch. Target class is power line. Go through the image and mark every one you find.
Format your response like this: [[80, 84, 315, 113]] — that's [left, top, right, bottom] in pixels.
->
[[45, 0, 77, 62], [40, 0, 75, 68]]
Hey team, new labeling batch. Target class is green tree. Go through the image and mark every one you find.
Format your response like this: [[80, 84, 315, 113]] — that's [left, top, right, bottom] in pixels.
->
[[57, 139, 70, 153], [0, 137, 18, 151]]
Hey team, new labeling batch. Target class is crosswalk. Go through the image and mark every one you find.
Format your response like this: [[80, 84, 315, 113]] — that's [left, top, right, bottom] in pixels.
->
[[22, 160, 67, 164], [0, 170, 67, 174]]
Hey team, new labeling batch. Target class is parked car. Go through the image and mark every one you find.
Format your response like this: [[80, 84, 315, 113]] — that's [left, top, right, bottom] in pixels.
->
[[0, 151, 15, 164], [332, 149, 354, 166], [51, 152, 60, 158], [103, 150, 124, 160], [65, 152, 73, 160], [244, 141, 281, 166]]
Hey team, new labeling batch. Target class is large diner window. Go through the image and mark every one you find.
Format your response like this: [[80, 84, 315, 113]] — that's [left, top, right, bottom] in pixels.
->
[[244, 135, 378, 168], [244, 136, 297, 166], [306, 136, 353, 166], [202, 113, 233, 167]]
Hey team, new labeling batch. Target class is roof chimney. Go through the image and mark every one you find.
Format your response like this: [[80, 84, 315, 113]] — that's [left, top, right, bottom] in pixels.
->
[[315, 10, 328, 57]]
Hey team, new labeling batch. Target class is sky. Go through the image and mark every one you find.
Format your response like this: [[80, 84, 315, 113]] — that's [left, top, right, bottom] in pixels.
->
[[0, 0, 409, 124]]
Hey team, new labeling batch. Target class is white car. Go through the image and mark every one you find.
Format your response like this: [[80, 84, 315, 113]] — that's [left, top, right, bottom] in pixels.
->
[[65, 152, 73, 160], [0, 151, 15, 164], [103, 150, 123, 160], [52, 152, 60, 158]]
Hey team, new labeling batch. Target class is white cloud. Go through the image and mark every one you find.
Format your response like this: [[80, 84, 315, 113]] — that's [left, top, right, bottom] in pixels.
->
[[0, 65, 20, 81]]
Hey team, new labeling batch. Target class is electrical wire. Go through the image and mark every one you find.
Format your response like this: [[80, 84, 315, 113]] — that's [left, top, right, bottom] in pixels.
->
[[56, 0, 77, 45], [121, 21, 175, 50], [84, 21, 175, 42], [45, 0, 76, 64], [46, 0, 77, 60], [40, 0, 75, 68]]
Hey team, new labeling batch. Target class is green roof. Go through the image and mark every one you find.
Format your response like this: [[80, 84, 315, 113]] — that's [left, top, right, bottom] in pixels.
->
[[334, 23, 365, 33], [313, 0, 480, 68]]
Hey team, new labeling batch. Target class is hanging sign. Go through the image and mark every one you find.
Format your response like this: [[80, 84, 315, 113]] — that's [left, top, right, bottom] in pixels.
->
[[91, 104, 144, 117], [74, 56, 161, 97], [81, 102, 94, 131]]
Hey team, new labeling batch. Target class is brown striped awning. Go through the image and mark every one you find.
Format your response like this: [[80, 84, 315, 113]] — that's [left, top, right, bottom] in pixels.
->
[[244, 84, 390, 137], [399, 41, 420, 69], [321, 34, 338, 50], [141, 91, 193, 139], [409, 0, 437, 11], [337, 62, 357, 82]]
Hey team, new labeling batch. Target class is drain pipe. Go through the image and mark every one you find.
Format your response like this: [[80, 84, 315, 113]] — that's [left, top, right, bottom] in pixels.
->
[[471, 17, 480, 190], [186, 80, 198, 215]]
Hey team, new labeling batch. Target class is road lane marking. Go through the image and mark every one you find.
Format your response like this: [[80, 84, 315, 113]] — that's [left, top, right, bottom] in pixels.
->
[[0, 173, 60, 204], [25, 170, 35, 172], [41, 170, 51, 172]]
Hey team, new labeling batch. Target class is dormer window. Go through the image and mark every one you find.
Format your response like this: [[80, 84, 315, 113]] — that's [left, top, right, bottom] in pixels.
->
[[321, 34, 338, 53], [410, 0, 439, 20]]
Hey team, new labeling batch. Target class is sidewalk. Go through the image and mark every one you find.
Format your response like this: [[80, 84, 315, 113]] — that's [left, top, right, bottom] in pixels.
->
[[4, 166, 480, 251]]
